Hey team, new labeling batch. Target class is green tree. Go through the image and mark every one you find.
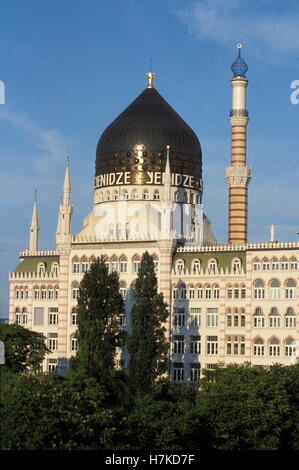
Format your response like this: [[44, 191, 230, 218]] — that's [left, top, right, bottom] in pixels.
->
[[0, 323, 49, 374], [0, 371, 115, 450], [126, 251, 169, 396], [193, 362, 293, 450], [71, 256, 125, 386]]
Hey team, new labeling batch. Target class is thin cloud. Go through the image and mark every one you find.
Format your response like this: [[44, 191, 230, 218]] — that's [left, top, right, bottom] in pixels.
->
[[0, 108, 71, 170], [176, 0, 299, 61]]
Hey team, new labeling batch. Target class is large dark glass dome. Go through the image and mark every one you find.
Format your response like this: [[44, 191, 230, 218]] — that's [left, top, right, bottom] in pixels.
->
[[95, 85, 202, 189]]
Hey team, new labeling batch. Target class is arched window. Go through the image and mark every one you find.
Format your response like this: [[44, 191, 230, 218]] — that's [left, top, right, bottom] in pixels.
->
[[113, 190, 118, 201], [227, 284, 233, 299], [179, 283, 187, 299], [262, 258, 270, 271], [254, 308, 265, 328], [254, 280, 265, 299], [232, 258, 241, 273], [183, 191, 188, 203], [285, 279, 296, 299], [22, 307, 27, 324], [173, 285, 178, 299], [133, 255, 141, 273], [241, 284, 246, 299], [143, 189, 149, 200], [103, 256, 109, 272], [72, 282, 79, 300], [188, 285, 195, 299], [132, 190, 139, 200], [41, 286, 46, 300], [52, 263, 59, 275], [285, 308, 296, 328], [54, 286, 59, 300], [176, 259, 184, 274], [15, 307, 21, 324], [38, 263, 45, 275], [34, 286, 40, 300], [205, 284, 212, 299], [73, 257, 80, 274], [285, 338, 296, 357], [269, 307, 280, 327], [120, 256, 127, 273], [197, 284, 203, 299], [71, 336, 78, 352], [253, 337, 264, 356], [281, 257, 288, 270], [111, 256, 119, 272], [253, 258, 260, 271], [123, 189, 128, 200], [174, 191, 179, 202], [117, 224, 122, 239], [71, 307, 78, 325], [106, 190, 110, 201], [192, 259, 201, 274], [269, 279, 280, 299], [234, 284, 240, 299], [271, 257, 279, 270], [48, 286, 54, 299], [208, 259, 217, 274], [213, 284, 220, 299], [153, 190, 160, 200], [120, 281, 127, 299], [240, 308, 246, 327], [269, 338, 280, 356], [290, 257, 297, 270], [20, 287, 24, 300], [15, 287, 19, 299], [81, 257, 88, 273], [233, 308, 239, 327]]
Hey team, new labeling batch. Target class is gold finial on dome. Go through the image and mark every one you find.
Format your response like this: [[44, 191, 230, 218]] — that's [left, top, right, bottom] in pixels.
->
[[146, 72, 155, 88]]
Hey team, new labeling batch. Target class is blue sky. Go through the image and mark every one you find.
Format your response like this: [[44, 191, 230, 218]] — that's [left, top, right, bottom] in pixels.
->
[[1, 0, 299, 318]]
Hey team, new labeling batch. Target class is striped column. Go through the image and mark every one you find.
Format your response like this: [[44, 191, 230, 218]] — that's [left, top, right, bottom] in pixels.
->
[[226, 76, 251, 244]]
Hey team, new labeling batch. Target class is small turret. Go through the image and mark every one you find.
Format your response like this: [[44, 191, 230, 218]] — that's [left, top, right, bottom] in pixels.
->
[[29, 190, 39, 252]]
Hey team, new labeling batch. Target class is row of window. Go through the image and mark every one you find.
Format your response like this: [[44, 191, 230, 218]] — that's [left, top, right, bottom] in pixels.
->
[[172, 307, 297, 329], [253, 279, 296, 299], [175, 257, 242, 275], [47, 333, 78, 352], [36, 262, 59, 275], [14, 285, 59, 300], [72, 255, 158, 275], [97, 189, 201, 205], [172, 335, 297, 357], [253, 257, 297, 271], [172, 279, 297, 301]]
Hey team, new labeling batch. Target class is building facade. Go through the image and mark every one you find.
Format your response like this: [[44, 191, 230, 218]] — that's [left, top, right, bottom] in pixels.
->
[[9, 47, 299, 378]]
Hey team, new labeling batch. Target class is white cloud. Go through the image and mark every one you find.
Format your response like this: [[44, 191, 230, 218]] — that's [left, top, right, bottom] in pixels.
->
[[0, 108, 70, 170], [176, 0, 299, 60]]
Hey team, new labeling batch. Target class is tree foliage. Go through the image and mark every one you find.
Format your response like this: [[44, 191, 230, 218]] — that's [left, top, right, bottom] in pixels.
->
[[126, 251, 169, 396], [71, 256, 125, 386], [0, 323, 49, 374]]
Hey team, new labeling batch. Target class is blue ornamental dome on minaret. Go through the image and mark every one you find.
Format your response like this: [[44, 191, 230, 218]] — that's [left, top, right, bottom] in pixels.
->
[[231, 44, 248, 77]]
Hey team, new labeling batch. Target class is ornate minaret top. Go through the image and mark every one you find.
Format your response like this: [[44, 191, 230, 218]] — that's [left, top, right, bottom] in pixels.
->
[[29, 189, 39, 252], [56, 155, 73, 249], [231, 44, 248, 78]]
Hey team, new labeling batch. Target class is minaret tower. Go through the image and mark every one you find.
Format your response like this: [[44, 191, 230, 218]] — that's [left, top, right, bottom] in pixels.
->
[[226, 44, 251, 244], [29, 189, 39, 252], [56, 155, 74, 248]]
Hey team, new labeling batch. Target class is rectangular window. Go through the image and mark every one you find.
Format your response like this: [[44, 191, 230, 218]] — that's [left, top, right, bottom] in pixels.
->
[[34, 307, 44, 325], [190, 363, 200, 382], [207, 336, 218, 355], [190, 335, 201, 354], [173, 314, 185, 327], [173, 363, 184, 382], [173, 336, 184, 354], [48, 308, 58, 325], [207, 308, 218, 327], [190, 309, 201, 327], [48, 333, 58, 351]]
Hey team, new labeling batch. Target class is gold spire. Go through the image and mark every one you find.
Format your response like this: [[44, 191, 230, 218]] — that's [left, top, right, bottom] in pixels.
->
[[146, 72, 155, 88]]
